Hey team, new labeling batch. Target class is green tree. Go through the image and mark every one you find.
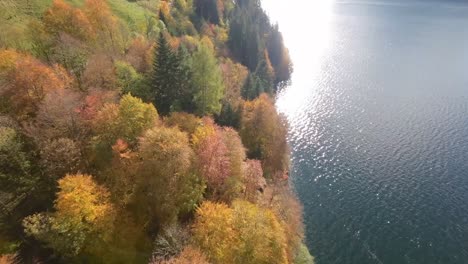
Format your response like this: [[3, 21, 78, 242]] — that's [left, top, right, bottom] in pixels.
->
[[241, 73, 262, 100], [115, 61, 151, 101], [173, 45, 195, 113], [228, 0, 270, 72], [267, 24, 293, 90], [216, 59, 248, 128], [0, 126, 38, 237], [192, 42, 224, 116], [0, 127, 34, 197], [255, 51, 275, 94], [194, 0, 222, 24], [151, 33, 179, 115]]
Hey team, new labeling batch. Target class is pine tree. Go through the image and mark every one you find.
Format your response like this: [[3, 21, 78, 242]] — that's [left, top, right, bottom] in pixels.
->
[[151, 33, 178, 115], [242, 73, 262, 100], [173, 45, 195, 112], [255, 51, 275, 95]]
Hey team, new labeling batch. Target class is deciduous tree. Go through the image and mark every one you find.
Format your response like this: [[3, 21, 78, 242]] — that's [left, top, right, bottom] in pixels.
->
[[82, 54, 117, 90], [164, 112, 201, 137], [192, 118, 230, 199], [191, 41, 224, 116], [23, 174, 116, 257], [219, 58, 248, 107], [93, 94, 158, 147], [84, 0, 127, 53], [40, 138, 82, 180], [2, 56, 72, 119], [27, 89, 84, 143], [115, 61, 151, 101], [243, 159, 266, 203], [155, 246, 209, 264], [192, 200, 288, 264], [43, 0, 95, 41], [0, 126, 35, 203], [135, 126, 204, 232], [240, 94, 289, 177], [219, 127, 246, 202], [126, 36, 154, 73], [294, 243, 315, 264]]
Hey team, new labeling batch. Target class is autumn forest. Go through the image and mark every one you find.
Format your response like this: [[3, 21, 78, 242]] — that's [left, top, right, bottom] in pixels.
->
[[0, 0, 314, 263]]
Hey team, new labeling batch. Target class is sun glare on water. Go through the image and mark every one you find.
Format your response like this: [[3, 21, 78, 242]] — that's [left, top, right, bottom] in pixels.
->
[[261, 0, 336, 114]]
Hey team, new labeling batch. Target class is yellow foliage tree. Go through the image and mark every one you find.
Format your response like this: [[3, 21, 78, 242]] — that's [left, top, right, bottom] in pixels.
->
[[0, 49, 20, 74], [192, 200, 288, 264], [93, 94, 158, 146], [191, 117, 217, 147], [23, 174, 116, 257]]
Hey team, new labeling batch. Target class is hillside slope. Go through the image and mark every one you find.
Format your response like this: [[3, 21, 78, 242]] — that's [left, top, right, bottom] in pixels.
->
[[0, 0, 314, 263]]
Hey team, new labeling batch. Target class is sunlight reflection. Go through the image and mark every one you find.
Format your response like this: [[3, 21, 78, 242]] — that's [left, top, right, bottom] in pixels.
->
[[262, 0, 336, 115]]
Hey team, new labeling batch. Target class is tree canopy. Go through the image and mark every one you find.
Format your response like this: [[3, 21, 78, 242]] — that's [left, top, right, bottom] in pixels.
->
[[0, 0, 312, 263]]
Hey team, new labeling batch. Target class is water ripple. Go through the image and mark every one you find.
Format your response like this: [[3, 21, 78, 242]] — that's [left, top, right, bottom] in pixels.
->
[[277, 2, 468, 263]]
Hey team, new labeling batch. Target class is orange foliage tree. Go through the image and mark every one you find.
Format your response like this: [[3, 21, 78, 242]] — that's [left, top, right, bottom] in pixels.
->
[[84, 0, 127, 53], [126, 36, 154, 73], [1, 54, 72, 118], [43, 0, 95, 41]]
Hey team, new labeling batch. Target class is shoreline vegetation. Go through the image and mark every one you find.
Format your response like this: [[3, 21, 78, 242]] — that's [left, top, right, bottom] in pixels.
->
[[0, 0, 314, 263]]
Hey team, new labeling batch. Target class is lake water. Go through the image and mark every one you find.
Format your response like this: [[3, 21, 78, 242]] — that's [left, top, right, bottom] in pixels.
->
[[262, 0, 468, 263]]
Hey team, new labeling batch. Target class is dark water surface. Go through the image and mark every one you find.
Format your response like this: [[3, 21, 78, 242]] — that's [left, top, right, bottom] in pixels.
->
[[268, 1, 468, 263]]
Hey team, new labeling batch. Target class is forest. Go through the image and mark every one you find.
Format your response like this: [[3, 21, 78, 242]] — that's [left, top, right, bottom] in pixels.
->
[[0, 0, 314, 263]]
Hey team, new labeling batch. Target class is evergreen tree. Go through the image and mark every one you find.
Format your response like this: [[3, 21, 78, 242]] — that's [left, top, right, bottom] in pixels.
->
[[173, 45, 195, 113], [194, 0, 221, 25], [152, 34, 196, 115], [255, 52, 275, 95], [215, 103, 241, 129], [242, 73, 262, 100], [267, 24, 293, 90], [228, 0, 270, 72], [151, 33, 178, 115]]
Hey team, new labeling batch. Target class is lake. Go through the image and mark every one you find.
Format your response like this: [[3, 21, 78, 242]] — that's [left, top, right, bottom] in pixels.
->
[[262, 0, 468, 263]]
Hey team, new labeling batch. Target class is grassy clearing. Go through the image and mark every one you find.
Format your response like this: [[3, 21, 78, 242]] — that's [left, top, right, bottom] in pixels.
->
[[0, 0, 160, 50]]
